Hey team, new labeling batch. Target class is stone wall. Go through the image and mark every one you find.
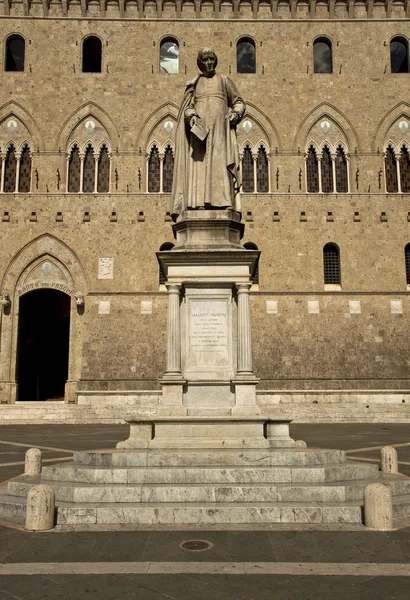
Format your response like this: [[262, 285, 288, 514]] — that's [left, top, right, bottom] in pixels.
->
[[0, 13, 409, 402]]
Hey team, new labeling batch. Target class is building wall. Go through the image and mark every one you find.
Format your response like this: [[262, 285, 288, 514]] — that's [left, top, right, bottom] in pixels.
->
[[0, 4, 410, 401]]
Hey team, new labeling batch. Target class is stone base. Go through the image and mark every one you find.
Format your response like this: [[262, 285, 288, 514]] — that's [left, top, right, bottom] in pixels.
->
[[157, 377, 187, 416], [172, 209, 244, 250], [116, 417, 295, 449]]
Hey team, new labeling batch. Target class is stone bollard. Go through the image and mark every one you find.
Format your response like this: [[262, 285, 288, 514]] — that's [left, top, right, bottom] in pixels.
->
[[295, 440, 307, 448], [25, 448, 42, 476], [381, 446, 398, 474], [364, 483, 393, 531], [25, 485, 55, 531]]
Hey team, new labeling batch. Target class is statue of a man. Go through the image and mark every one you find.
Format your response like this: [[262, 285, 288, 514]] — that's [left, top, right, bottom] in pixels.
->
[[171, 47, 246, 219]]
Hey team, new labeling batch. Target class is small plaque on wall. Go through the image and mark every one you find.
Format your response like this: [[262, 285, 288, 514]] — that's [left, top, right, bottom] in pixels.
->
[[98, 300, 110, 315], [266, 300, 278, 314], [141, 300, 152, 314], [307, 300, 319, 314], [98, 257, 114, 280], [390, 300, 403, 314], [349, 300, 361, 314]]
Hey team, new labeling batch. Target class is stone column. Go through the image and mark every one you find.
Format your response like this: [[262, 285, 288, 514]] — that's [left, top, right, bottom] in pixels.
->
[[94, 154, 99, 193], [331, 154, 337, 192], [317, 157, 322, 193], [237, 283, 253, 375], [79, 153, 85, 193], [232, 282, 260, 415], [158, 283, 186, 415], [0, 153, 5, 192], [165, 284, 182, 375], [14, 153, 21, 193]]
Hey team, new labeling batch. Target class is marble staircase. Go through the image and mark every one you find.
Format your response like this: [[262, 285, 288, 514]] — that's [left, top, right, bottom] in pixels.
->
[[1, 446, 410, 526]]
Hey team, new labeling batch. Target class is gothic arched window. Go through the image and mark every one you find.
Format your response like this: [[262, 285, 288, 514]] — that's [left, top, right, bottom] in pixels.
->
[[405, 244, 410, 285], [68, 145, 81, 193], [313, 37, 332, 74], [390, 37, 409, 73], [400, 146, 410, 193], [159, 242, 174, 285], [148, 146, 161, 192], [83, 145, 95, 193], [321, 146, 333, 193], [163, 146, 174, 193], [18, 144, 31, 192], [385, 146, 398, 193], [244, 242, 259, 285], [323, 243, 341, 285], [306, 146, 319, 192], [237, 38, 256, 74], [97, 145, 110, 193], [4, 145, 17, 192], [256, 146, 269, 192], [160, 38, 179, 74], [5, 35, 25, 72], [242, 146, 254, 192], [335, 145, 348, 193], [82, 36, 102, 73]]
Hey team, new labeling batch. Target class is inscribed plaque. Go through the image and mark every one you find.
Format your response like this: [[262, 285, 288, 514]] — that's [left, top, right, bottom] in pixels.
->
[[188, 299, 229, 367], [98, 257, 114, 280]]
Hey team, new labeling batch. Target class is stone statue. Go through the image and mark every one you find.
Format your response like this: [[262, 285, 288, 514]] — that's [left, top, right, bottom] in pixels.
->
[[171, 47, 246, 219]]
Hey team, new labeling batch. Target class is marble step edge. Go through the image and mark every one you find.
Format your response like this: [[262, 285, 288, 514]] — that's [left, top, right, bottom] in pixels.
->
[[0, 495, 364, 524], [7, 477, 410, 504], [40, 462, 379, 484], [72, 449, 346, 467]]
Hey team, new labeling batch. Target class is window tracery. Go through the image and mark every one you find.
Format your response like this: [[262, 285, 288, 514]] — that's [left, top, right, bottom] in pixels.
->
[[306, 142, 349, 193], [241, 143, 269, 193], [0, 142, 32, 193], [67, 142, 111, 193], [147, 143, 175, 193]]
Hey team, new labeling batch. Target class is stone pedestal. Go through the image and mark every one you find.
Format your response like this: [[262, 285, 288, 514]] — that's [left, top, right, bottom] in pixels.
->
[[117, 417, 295, 449], [157, 210, 260, 418]]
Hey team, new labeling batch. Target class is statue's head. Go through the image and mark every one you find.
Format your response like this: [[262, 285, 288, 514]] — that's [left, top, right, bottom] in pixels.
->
[[197, 48, 218, 76]]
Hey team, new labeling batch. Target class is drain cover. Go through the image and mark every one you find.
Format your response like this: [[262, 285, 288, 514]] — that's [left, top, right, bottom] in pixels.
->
[[180, 539, 213, 552]]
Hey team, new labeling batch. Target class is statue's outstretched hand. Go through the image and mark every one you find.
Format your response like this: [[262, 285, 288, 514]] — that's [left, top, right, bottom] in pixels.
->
[[226, 111, 239, 126]]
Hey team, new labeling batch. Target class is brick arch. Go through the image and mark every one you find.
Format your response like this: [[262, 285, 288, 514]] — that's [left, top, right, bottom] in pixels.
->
[[373, 102, 410, 152], [0, 101, 43, 151], [293, 102, 360, 152], [56, 101, 120, 152]]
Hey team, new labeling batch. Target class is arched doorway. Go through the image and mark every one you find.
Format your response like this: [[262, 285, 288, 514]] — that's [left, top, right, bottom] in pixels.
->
[[16, 289, 71, 401]]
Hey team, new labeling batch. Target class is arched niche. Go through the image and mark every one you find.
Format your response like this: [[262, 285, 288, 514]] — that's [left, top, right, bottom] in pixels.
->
[[294, 102, 360, 153], [0, 235, 88, 404]]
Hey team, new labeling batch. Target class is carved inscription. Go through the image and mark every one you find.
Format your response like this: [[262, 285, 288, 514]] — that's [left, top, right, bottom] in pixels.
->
[[17, 281, 73, 296], [189, 300, 229, 366]]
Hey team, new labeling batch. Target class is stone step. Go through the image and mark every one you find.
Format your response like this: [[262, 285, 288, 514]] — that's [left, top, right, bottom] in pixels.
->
[[392, 495, 410, 518], [0, 492, 363, 525], [10, 473, 408, 504], [41, 462, 378, 485], [73, 448, 346, 468]]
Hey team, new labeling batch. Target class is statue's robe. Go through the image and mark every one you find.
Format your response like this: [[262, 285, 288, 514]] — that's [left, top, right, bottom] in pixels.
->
[[171, 73, 246, 218]]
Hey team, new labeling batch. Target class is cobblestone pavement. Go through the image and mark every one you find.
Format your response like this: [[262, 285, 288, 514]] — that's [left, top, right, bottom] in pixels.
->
[[0, 423, 408, 599]]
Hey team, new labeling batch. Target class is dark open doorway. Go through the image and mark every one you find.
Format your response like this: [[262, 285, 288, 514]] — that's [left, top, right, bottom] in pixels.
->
[[16, 289, 70, 401]]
